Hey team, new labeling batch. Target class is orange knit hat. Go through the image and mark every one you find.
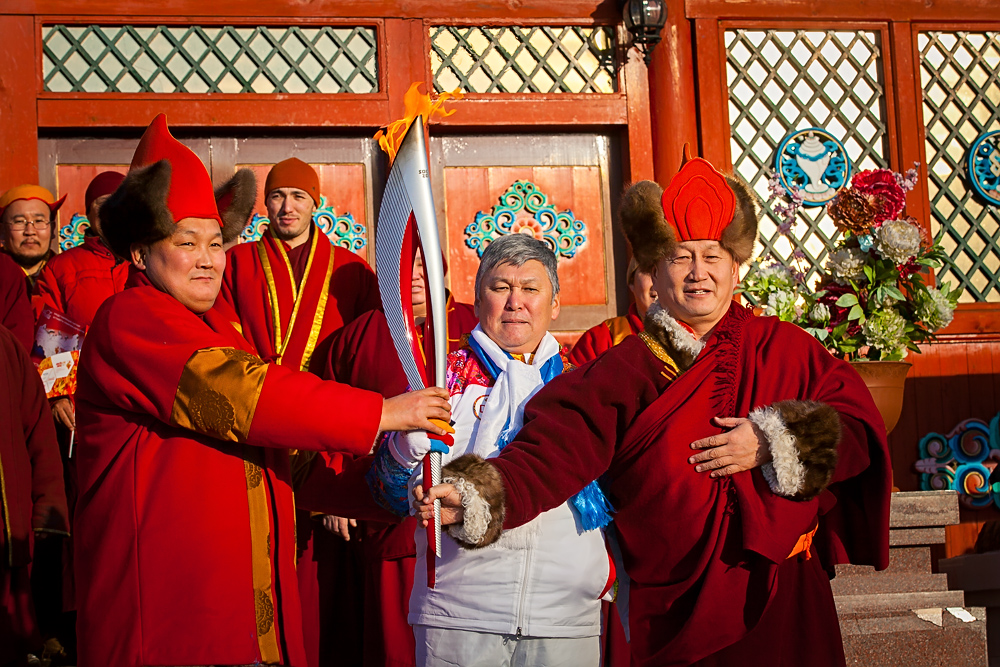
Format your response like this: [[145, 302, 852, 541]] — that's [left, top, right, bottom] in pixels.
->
[[265, 158, 320, 205], [0, 185, 67, 217]]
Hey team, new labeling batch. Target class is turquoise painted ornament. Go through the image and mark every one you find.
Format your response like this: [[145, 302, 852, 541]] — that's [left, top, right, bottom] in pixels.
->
[[59, 213, 90, 250], [465, 180, 587, 259], [968, 130, 1000, 206], [775, 128, 851, 207], [917, 413, 1000, 509]]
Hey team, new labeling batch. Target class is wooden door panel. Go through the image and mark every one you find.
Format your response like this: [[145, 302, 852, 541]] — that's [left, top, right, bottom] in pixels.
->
[[443, 165, 607, 308], [431, 133, 625, 339]]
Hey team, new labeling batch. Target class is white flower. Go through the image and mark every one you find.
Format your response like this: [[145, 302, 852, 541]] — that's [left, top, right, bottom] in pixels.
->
[[763, 289, 798, 321], [916, 287, 955, 331], [862, 309, 908, 359], [827, 247, 867, 285], [810, 302, 831, 325], [875, 220, 921, 264]]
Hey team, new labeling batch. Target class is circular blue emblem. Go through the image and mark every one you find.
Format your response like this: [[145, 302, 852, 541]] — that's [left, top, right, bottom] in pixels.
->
[[774, 128, 851, 207], [968, 130, 1000, 206]]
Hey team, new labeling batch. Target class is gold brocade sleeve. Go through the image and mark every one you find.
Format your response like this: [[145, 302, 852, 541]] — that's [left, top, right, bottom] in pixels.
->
[[170, 347, 269, 442]]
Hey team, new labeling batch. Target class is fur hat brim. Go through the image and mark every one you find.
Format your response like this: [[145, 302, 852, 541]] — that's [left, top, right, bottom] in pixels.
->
[[215, 168, 257, 245], [99, 160, 175, 260], [620, 174, 761, 271]]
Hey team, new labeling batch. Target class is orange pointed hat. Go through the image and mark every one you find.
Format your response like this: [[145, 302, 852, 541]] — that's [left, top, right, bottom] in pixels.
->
[[620, 145, 760, 270], [100, 114, 256, 259], [0, 184, 67, 217]]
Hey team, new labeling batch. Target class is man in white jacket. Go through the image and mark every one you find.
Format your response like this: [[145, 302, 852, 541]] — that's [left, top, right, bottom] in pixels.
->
[[367, 234, 614, 667]]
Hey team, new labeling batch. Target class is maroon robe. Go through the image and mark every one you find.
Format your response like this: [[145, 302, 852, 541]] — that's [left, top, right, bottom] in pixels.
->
[[486, 303, 891, 666], [0, 253, 34, 352], [319, 297, 477, 667], [0, 325, 69, 665]]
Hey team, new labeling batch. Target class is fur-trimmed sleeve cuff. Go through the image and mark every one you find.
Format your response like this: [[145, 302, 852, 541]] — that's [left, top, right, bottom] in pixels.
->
[[441, 454, 506, 549], [749, 400, 841, 501]]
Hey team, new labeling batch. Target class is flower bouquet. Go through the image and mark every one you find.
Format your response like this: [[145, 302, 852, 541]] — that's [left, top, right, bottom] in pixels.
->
[[739, 165, 960, 361]]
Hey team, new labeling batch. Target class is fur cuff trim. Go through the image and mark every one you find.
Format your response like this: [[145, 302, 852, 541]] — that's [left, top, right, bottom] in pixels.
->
[[643, 302, 705, 369], [441, 454, 506, 548], [751, 400, 841, 500]]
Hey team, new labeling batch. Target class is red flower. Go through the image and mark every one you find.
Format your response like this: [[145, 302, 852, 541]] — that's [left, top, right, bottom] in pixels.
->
[[851, 169, 906, 224]]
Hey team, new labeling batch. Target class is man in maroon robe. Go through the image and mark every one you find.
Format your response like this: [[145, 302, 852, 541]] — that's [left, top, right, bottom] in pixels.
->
[[418, 153, 891, 667], [74, 114, 450, 667], [0, 323, 69, 667]]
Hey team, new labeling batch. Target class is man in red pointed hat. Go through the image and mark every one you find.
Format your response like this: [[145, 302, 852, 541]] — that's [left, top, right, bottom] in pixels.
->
[[73, 114, 451, 667], [0, 185, 65, 300], [416, 153, 892, 666]]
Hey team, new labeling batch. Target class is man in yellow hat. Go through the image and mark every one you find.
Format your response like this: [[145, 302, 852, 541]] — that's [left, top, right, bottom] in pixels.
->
[[0, 185, 66, 297]]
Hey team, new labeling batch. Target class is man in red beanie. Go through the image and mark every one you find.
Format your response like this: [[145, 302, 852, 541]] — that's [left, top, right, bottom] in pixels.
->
[[220, 157, 383, 667], [418, 152, 891, 667], [0, 185, 65, 298], [74, 114, 450, 667]]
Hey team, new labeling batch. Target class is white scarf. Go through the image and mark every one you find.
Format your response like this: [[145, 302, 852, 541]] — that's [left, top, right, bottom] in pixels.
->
[[469, 325, 562, 458]]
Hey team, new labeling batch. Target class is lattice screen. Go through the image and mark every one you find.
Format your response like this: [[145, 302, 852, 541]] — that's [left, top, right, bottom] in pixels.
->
[[42, 25, 378, 94], [726, 29, 889, 284], [919, 31, 1000, 303], [430, 26, 615, 94]]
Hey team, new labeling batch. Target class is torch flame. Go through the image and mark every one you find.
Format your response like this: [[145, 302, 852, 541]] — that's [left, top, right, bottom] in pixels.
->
[[375, 82, 463, 163]]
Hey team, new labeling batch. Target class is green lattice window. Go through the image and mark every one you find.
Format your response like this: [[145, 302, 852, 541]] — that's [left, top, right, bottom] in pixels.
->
[[919, 31, 1000, 303], [726, 29, 889, 284], [42, 25, 378, 94], [430, 26, 616, 94]]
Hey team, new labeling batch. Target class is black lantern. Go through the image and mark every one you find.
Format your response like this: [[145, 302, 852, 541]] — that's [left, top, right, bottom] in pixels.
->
[[621, 0, 668, 65]]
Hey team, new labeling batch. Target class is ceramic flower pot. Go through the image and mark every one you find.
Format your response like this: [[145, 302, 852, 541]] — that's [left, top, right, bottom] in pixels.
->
[[849, 360, 912, 435]]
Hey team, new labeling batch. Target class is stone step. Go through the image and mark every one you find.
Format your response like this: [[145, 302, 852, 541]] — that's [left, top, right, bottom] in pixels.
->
[[835, 545, 933, 577], [835, 590, 966, 616], [840, 607, 986, 667], [831, 572, 949, 596]]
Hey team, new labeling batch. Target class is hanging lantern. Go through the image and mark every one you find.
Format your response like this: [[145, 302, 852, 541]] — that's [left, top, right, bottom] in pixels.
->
[[622, 0, 668, 66]]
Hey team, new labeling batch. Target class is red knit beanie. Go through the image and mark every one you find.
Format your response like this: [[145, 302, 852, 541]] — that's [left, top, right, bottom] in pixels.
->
[[85, 171, 126, 214], [265, 158, 320, 205]]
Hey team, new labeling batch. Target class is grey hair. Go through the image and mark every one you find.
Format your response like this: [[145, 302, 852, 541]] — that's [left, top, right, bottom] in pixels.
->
[[474, 234, 560, 301]]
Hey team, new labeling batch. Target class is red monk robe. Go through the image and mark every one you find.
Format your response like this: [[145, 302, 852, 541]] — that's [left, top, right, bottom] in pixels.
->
[[568, 302, 644, 366], [221, 226, 381, 372], [74, 272, 389, 667], [0, 324, 69, 666], [0, 252, 34, 352], [317, 296, 476, 667], [443, 303, 891, 667], [33, 236, 129, 326]]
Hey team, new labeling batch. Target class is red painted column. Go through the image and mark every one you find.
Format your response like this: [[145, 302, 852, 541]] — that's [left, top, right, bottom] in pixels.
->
[[0, 15, 39, 189], [647, 0, 699, 184]]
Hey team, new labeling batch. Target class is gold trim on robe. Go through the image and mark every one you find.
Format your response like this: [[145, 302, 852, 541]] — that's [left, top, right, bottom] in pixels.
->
[[170, 347, 268, 442], [605, 315, 636, 347], [244, 446, 281, 663], [256, 241, 284, 353], [638, 331, 681, 381], [299, 250, 336, 372]]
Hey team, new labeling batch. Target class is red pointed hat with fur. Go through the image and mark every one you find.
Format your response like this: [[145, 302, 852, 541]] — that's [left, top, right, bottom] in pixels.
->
[[100, 113, 256, 259], [620, 145, 760, 270]]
